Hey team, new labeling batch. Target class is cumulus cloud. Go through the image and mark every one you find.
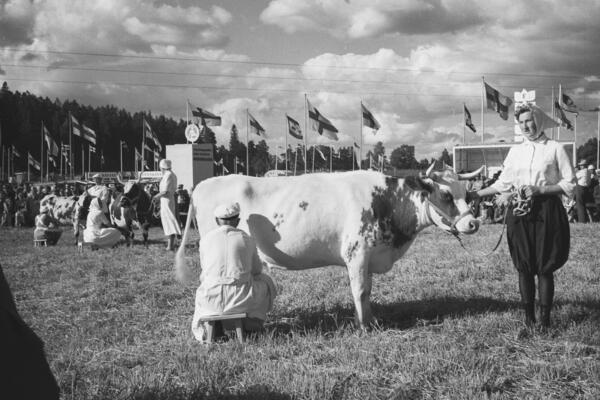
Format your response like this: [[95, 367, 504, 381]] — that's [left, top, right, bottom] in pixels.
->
[[7, 0, 233, 59], [0, 0, 36, 46], [261, 0, 484, 39]]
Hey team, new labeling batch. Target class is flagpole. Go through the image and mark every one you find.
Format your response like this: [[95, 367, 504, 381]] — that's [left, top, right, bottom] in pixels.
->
[[312, 146, 315, 173], [574, 115, 577, 160], [597, 111, 599, 170], [88, 145, 91, 173], [330, 146, 332, 173], [46, 141, 49, 181], [551, 87, 555, 139], [246, 109, 250, 175], [481, 77, 485, 145], [558, 84, 562, 140], [27, 152, 30, 182], [304, 95, 308, 175], [463, 103, 466, 144], [81, 144, 84, 179], [352, 145, 355, 171], [69, 112, 73, 180], [40, 123, 44, 182], [293, 146, 297, 176], [360, 101, 363, 169], [120, 141, 123, 174], [285, 116, 288, 174], [141, 117, 145, 174], [0, 121, 3, 181]]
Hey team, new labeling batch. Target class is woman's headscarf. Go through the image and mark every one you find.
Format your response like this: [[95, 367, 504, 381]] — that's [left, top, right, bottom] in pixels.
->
[[521, 104, 559, 138]]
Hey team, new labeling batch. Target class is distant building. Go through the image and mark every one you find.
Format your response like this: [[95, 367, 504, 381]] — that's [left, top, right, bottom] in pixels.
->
[[453, 141, 575, 177]]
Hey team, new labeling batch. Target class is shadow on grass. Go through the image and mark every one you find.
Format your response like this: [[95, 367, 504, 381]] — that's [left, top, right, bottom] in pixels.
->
[[268, 297, 600, 335]]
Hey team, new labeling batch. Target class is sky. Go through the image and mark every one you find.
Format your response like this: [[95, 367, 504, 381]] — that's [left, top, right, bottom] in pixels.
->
[[1, 0, 600, 161]]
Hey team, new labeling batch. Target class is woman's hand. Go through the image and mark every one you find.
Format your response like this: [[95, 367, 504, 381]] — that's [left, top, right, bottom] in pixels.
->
[[521, 185, 542, 198]]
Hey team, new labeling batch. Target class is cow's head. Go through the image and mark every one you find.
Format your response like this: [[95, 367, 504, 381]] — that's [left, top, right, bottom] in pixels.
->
[[405, 163, 483, 235], [122, 181, 141, 201]]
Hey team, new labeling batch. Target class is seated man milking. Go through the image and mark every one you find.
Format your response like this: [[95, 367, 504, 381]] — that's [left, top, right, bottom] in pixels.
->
[[191, 202, 277, 343]]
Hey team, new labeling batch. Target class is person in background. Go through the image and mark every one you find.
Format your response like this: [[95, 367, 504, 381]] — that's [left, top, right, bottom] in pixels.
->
[[175, 184, 190, 229], [87, 173, 110, 215], [33, 205, 62, 245], [469, 104, 575, 330], [191, 202, 276, 343], [14, 191, 27, 227], [153, 159, 181, 251], [574, 159, 591, 222], [82, 198, 121, 249]]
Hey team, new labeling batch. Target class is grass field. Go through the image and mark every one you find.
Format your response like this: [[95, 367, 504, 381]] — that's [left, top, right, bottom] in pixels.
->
[[1, 222, 599, 400]]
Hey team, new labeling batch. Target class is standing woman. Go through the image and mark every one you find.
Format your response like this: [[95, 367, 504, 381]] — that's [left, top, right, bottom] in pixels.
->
[[470, 104, 576, 328], [154, 159, 181, 250]]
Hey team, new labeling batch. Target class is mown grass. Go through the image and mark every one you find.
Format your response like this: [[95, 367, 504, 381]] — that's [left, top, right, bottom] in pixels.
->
[[1, 222, 599, 400]]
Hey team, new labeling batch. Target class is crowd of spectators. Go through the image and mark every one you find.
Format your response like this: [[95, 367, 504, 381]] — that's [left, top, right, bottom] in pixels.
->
[[0, 180, 85, 228], [0, 178, 190, 230]]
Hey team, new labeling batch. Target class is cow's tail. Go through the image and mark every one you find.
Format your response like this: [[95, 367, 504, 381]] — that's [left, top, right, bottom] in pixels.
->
[[174, 199, 196, 284]]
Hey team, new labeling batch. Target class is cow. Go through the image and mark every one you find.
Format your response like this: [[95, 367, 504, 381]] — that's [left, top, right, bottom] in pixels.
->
[[175, 165, 484, 328], [39, 194, 78, 225], [121, 181, 154, 246]]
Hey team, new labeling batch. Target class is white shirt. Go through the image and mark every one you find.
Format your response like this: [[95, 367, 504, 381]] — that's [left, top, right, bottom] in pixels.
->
[[576, 168, 591, 187], [491, 135, 576, 198]]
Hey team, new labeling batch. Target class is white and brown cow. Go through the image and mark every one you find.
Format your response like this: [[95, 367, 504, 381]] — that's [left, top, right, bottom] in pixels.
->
[[39, 194, 78, 225], [175, 165, 483, 328]]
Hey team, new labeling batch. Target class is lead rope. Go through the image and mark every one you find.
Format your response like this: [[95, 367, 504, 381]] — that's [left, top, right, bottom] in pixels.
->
[[451, 204, 509, 257], [450, 188, 529, 258]]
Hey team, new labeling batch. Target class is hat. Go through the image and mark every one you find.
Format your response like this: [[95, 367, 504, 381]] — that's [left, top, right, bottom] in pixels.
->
[[92, 173, 102, 179], [578, 159, 587, 166], [214, 202, 240, 219], [159, 159, 172, 169], [177, 184, 183, 189], [588, 164, 595, 170]]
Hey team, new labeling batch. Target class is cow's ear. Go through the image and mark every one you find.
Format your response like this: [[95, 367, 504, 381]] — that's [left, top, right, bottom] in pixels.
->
[[404, 176, 434, 193]]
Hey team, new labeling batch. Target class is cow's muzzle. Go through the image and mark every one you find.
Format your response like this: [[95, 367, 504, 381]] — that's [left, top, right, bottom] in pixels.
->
[[425, 200, 479, 235]]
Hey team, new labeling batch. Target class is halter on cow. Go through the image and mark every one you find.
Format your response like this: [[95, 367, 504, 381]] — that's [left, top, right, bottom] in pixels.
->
[[175, 166, 483, 328]]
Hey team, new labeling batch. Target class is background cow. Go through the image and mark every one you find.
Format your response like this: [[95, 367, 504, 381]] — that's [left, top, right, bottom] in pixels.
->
[[121, 181, 154, 246], [39, 194, 78, 225], [176, 166, 482, 328]]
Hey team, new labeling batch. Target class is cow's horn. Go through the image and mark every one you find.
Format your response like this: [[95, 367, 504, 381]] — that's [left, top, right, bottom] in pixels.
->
[[457, 165, 485, 180], [425, 162, 436, 178]]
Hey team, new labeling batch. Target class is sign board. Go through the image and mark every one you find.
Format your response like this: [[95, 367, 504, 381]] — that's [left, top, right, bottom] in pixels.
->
[[166, 144, 214, 192], [185, 124, 200, 143]]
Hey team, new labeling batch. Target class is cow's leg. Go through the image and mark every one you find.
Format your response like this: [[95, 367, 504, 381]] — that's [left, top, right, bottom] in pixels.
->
[[142, 222, 150, 247], [344, 248, 373, 329]]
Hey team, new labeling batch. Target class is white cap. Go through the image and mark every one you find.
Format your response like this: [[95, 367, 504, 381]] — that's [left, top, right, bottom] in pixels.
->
[[588, 164, 595, 170], [92, 173, 102, 179], [214, 202, 240, 219], [159, 159, 171, 169]]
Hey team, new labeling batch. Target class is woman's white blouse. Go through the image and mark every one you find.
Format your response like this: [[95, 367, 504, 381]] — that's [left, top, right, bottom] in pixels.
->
[[491, 137, 576, 197]]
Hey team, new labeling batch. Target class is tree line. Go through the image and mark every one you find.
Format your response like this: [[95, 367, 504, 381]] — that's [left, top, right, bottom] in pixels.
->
[[0, 81, 453, 179]]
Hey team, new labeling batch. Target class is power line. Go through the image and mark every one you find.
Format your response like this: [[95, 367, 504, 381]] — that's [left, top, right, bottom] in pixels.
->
[[2, 63, 568, 93], [2, 63, 478, 87], [1, 47, 588, 80], [5, 76, 487, 98]]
